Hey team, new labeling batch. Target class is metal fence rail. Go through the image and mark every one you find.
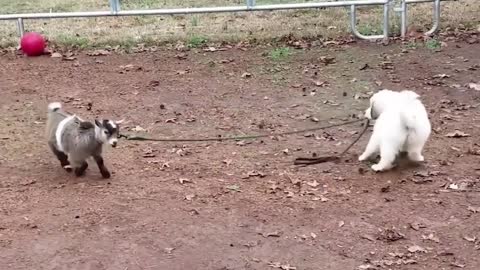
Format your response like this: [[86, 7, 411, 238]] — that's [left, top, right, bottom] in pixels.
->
[[0, 0, 445, 41]]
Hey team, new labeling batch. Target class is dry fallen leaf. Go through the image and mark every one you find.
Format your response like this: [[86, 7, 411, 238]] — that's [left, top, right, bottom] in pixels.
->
[[407, 245, 427, 253], [87, 49, 111, 56], [242, 170, 266, 179], [176, 70, 188, 75], [448, 183, 459, 190], [433, 73, 450, 79], [226, 185, 241, 192], [306, 180, 320, 188], [262, 231, 282, 238], [63, 56, 77, 61], [450, 261, 466, 268], [361, 234, 376, 242], [357, 264, 375, 270], [164, 247, 175, 254], [241, 72, 252, 78], [468, 82, 480, 91], [314, 81, 328, 87], [268, 262, 296, 270], [467, 205, 480, 213], [178, 178, 192, 184], [422, 233, 440, 243], [319, 56, 335, 65], [445, 130, 470, 138], [379, 228, 405, 242], [165, 118, 177, 123], [142, 148, 156, 158], [312, 195, 329, 202], [463, 236, 476, 242], [51, 52, 62, 58], [131, 126, 146, 132], [185, 194, 195, 201]]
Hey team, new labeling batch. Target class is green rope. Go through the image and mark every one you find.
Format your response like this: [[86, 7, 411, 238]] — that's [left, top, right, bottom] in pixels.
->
[[119, 118, 366, 142]]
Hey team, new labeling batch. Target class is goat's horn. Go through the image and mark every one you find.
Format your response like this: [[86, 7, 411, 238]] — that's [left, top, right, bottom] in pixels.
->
[[115, 119, 125, 124]]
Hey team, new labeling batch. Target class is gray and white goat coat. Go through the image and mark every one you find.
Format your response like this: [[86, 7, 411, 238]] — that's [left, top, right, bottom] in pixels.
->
[[46, 102, 123, 178]]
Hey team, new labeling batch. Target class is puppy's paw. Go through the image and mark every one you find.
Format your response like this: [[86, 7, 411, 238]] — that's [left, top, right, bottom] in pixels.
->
[[371, 164, 384, 172], [358, 153, 368, 162], [416, 155, 424, 162], [408, 153, 424, 162]]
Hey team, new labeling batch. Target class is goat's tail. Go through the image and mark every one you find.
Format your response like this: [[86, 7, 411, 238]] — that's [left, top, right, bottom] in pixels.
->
[[48, 102, 62, 113], [46, 102, 63, 142]]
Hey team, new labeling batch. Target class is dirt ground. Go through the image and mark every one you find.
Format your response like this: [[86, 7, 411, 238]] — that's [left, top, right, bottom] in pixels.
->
[[0, 37, 479, 270]]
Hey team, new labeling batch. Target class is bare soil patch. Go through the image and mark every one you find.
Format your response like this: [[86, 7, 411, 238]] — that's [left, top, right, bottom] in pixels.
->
[[0, 39, 479, 270]]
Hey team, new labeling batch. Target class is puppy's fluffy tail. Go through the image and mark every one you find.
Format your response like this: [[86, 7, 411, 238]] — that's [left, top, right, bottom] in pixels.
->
[[48, 102, 62, 113]]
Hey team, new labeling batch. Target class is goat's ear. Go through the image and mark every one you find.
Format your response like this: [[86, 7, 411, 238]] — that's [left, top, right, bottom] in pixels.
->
[[94, 119, 102, 127]]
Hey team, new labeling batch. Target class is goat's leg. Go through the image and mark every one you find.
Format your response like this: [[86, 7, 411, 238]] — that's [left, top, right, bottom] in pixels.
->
[[74, 161, 89, 177], [93, 155, 111, 179], [49, 145, 72, 172]]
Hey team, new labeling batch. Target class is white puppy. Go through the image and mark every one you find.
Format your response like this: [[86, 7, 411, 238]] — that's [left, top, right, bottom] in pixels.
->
[[358, 89, 431, 172]]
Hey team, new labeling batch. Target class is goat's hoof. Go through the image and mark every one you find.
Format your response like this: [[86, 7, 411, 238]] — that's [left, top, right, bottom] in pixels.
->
[[63, 165, 73, 173], [74, 169, 86, 177], [101, 171, 111, 179]]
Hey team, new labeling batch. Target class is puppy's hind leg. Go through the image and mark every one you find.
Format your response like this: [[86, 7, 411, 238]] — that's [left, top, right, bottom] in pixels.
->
[[371, 143, 397, 172], [359, 134, 379, 161], [406, 136, 426, 162]]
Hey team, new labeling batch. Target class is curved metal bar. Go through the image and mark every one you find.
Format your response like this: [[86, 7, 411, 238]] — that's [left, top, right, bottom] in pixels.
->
[[425, 0, 440, 35], [350, 4, 390, 41]]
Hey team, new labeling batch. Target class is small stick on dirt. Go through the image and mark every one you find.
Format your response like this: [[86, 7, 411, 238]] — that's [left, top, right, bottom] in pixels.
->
[[294, 119, 370, 166]]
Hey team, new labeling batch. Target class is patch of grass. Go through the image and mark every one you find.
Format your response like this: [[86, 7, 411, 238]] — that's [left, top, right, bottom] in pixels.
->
[[0, 0, 478, 48], [191, 16, 199, 27], [269, 47, 292, 61], [55, 34, 89, 48], [187, 35, 208, 48], [425, 38, 441, 51], [357, 24, 381, 36], [405, 41, 418, 50]]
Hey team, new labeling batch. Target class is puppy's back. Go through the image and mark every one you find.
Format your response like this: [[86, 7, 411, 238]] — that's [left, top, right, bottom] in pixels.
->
[[400, 98, 431, 135]]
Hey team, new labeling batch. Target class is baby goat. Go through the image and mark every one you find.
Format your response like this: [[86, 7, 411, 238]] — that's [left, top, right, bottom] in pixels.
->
[[46, 102, 124, 178]]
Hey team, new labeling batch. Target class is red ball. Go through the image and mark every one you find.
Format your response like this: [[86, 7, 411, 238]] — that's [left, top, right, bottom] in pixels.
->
[[20, 32, 46, 57]]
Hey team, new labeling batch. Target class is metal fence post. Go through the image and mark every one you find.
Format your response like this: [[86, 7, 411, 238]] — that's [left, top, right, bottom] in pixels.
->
[[400, 0, 407, 37], [382, 1, 390, 41], [109, 0, 120, 14], [246, 0, 256, 9], [16, 18, 24, 37]]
